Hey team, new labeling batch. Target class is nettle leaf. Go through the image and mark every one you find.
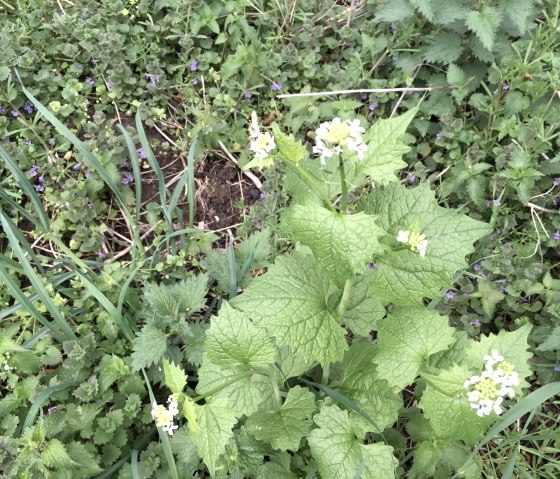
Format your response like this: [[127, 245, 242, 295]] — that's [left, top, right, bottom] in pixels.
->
[[258, 452, 297, 479], [189, 398, 237, 476], [423, 32, 464, 64], [246, 385, 316, 451], [231, 254, 348, 366], [410, 0, 435, 21], [162, 358, 187, 395], [466, 6, 504, 51], [131, 325, 167, 371], [358, 108, 417, 185], [196, 359, 273, 418], [373, 307, 455, 391], [272, 123, 306, 164], [376, 0, 415, 22], [409, 440, 441, 479], [341, 273, 386, 336], [206, 303, 276, 369], [420, 365, 495, 445], [465, 323, 533, 388], [333, 339, 402, 432], [282, 204, 384, 286], [308, 405, 397, 479], [358, 182, 491, 304]]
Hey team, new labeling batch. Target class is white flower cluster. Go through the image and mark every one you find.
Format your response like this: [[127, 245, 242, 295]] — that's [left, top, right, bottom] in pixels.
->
[[248, 111, 275, 161], [151, 397, 180, 436], [313, 117, 367, 165], [464, 350, 519, 417], [396, 230, 428, 257]]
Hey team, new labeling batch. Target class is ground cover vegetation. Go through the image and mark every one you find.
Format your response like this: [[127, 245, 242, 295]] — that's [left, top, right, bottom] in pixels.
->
[[0, 0, 560, 477]]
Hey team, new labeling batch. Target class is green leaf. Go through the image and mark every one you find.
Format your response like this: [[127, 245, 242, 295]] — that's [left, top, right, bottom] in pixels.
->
[[272, 123, 306, 164], [206, 302, 276, 369], [98, 355, 129, 392], [423, 32, 464, 64], [282, 204, 384, 286], [41, 438, 75, 469], [231, 254, 348, 366], [196, 360, 273, 418], [376, 0, 415, 22], [358, 109, 417, 185], [465, 7, 504, 51], [470, 279, 505, 318], [409, 441, 442, 479], [358, 182, 491, 304], [373, 307, 455, 390], [420, 365, 495, 445], [537, 326, 560, 352], [189, 398, 237, 476], [447, 64, 466, 86], [465, 323, 533, 388], [333, 339, 402, 432], [341, 272, 386, 336], [163, 358, 187, 395], [131, 325, 168, 371], [246, 386, 316, 451], [258, 452, 297, 479], [308, 405, 397, 479], [410, 0, 434, 20]]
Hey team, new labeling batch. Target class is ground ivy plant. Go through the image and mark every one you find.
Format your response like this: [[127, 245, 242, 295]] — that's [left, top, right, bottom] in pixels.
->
[[154, 110, 533, 478]]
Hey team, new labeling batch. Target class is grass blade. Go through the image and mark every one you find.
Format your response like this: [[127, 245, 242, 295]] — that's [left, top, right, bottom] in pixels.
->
[[115, 124, 143, 224], [16, 70, 134, 225], [142, 369, 179, 479], [0, 212, 75, 340], [21, 382, 77, 434], [227, 238, 237, 298], [76, 270, 136, 341], [131, 449, 140, 479], [187, 133, 197, 228], [0, 143, 50, 231]]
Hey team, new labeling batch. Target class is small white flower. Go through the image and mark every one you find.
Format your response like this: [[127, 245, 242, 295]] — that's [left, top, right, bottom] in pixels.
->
[[484, 349, 504, 367], [248, 111, 275, 162], [313, 117, 367, 164], [396, 230, 410, 243], [151, 397, 180, 436]]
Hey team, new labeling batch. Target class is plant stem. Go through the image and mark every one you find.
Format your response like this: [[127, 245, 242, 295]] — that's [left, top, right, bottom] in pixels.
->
[[337, 278, 353, 317], [338, 154, 348, 212], [270, 372, 282, 408], [322, 364, 330, 386], [283, 161, 335, 212], [192, 370, 252, 402]]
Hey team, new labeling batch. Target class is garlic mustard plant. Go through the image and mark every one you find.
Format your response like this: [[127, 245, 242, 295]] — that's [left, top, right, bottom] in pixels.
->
[[464, 349, 519, 416], [313, 117, 367, 164], [151, 397, 179, 436], [247, 111, 275, 168], [396, 229, 429, 257]]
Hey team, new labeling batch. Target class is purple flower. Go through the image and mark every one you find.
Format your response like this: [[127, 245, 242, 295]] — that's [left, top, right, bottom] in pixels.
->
[[82, 11, 89, 19], [38, 175, 44, 183], [192, 78, 198, 85], [27, 165, 38, 177], [499, 285, 506, 293], [122, 173, 134, 185], [105, 80, 112, 91], [73, 163, 82, 170], [486, 198, 500, 207], [445, 291, 456, 300], [190, 59, 198, 71], [145, 73, 160, 88], [271, 82, 282, 91], [258, 193, 266, 201], [554, 366, 560, 372], [554, 230, 560, 241], [47, 406, 57, 414], [469, 319, 482, 327], [77, 62, 83, 69], [435, 133, 442, 140], [502, 84, 510, 90], [11, 109, 19, 117], [136, 148, 147, 159], [23, 103, 33, 114], [23, 139, 31, 146], [85, 171, 92, 178], [87, 203, 93, 209], [361, 93, 368, 100], [0, 105, 5, 114], [554, 177, 560, 186], [98, 251, 106, 259], [407, 172, 416, 183], [368, 262, 377, 270], [369, 101, 378, 111], [85, 77, 94, 85], [252, 218, 262, 230], [244, 92, 252, 100], [473, 264, 482, 271], [496, 229, 502, 235], [49, 138, 56, 144], [34, 184, 44, 192], [91, 59, 98, 65], [499, 278, 507, 283], [494, 198, 501, 207], [120, 161, 129, 168]]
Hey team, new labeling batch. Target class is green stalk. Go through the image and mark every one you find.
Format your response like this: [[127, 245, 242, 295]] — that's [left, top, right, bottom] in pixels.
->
[[337, 279, 353, 317], [192, 371, 253, 402], [283, 161, 335, 212], [338, 154, 348, 212]]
